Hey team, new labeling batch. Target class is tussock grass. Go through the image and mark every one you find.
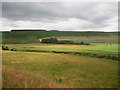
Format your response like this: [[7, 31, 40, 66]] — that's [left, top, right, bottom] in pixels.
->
[[2, 66, 67, 88]]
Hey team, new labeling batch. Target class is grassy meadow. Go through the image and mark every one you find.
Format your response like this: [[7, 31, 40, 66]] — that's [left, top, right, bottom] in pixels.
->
[[2, 51, 118, 88], [4, 41, 119, 60], [2, 31, 119, 88]]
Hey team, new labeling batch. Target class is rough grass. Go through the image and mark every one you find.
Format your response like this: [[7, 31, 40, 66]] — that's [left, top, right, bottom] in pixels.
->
[[2, 31, 118, 44], [2, 50, 118, 88], [4, 43, 119, 60], [5, 43, 118, 52], [56, 36, 118, 43], [2, 66, 66, 88]]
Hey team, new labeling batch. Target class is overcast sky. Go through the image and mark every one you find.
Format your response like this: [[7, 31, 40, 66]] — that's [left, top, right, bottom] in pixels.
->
[[1, 2, 118, 31]]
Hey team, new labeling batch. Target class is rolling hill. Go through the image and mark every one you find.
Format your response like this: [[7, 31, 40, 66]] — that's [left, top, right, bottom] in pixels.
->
[[2, 30, 118, 44]]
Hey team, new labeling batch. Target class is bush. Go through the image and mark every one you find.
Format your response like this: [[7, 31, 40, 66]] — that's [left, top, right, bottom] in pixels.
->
[[2, 45, 17, 51], [10, 48, 17, 51], [80, 42, 84, 45], [2, 45, 9, 50], [40, 37, 90, 45], [56, 40, 74, 44], [84, 43, 90, 45], [41, 37, 58, 43]]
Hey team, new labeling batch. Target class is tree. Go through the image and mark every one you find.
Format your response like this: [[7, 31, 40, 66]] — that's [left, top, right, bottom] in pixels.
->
[[41, 37, 58, 43]]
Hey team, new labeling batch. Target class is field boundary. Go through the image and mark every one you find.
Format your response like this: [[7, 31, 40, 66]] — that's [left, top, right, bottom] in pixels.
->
[[3, 49, 119, 61]]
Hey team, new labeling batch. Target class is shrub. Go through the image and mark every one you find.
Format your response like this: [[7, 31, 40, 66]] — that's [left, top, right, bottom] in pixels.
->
[[55, 77, 63, 83], [84, 43, 90, 45], [2, 45, 9, 50], [2, 45, 17, 51], [10, 48, 17, 51], [56, 40, 74, 44], [41, 37, 58, 43], [80, 42, 84, 45]]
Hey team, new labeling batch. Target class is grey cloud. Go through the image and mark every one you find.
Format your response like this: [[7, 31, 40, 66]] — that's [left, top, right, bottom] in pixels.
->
[[2, 2, 118, 31], [2, 2, 70, 22]]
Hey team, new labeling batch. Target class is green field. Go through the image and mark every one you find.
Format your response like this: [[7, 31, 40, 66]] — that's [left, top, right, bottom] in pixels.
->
[[4, 42, 119, 60], [2, 50, 118, 88], [5, 43, 118, 52], [2, 31, 118, 44], [2, 42, 119, 88], [2, 31, 119, 88]]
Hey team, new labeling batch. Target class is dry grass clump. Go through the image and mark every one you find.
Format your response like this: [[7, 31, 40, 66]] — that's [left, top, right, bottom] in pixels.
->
[[2, 66, 67, 88]]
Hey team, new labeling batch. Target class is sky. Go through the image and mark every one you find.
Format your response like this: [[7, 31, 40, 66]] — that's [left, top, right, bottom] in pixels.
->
[[1, 2, 118, 32]]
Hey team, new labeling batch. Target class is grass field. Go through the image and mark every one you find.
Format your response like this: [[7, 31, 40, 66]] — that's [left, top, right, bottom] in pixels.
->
[[4, 35, 118, 52], [2, 31, 118, 44], [56, 36, 118, 43], [4, 42, 119, 60], [2, 35, 119, 88], [2, 50, 118, 88], [5, 43, 118, 52]]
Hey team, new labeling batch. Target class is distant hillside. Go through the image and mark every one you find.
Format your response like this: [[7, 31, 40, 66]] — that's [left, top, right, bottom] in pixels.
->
[[2, 30, 118, 44]]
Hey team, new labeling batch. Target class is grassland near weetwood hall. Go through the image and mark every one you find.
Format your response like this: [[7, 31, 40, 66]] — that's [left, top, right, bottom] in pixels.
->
[[2, 30, 119, 88]]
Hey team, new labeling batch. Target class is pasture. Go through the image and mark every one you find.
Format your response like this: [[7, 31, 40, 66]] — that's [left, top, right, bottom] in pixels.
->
[[4, 42, 119, 60], [56, 36, 118, 43], [2, 33, 119, 88], [5, 43, 118, 52], [2, 50, 118, 88]]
